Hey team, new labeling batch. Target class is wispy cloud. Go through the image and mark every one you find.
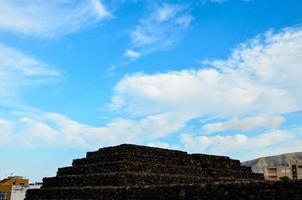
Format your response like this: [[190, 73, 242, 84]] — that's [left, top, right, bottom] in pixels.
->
[[200, 0, 250, 5], [210, 0, 228, 3], [202, 115, 284, 134], [124, 3, 193, 59], [0, 43, 60, 99], [124, 49, 141, 59], [199, 0, 229, 5], [0, 0, 109, 37]]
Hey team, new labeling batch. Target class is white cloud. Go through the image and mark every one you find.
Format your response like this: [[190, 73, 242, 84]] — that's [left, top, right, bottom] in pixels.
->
[[181, 129, 301, 160], [128, 3, 193, 56], [202, 115, 285, 133], [0, 0, 109, 37], [124, 49, 141, 59], [0, 112, 134, 148], [2, 26, 302, 162], [0, 43, 60, 99], [147, 142, 181, 151], [91, 0, 109, 17], [2, 107, 300, 160], [112, 27, 302, 121], [106, 26, 302, 157], [0, 110, 187, 149]]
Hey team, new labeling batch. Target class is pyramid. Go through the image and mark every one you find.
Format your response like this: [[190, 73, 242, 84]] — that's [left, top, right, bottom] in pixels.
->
[[25, 144, 302, 200]]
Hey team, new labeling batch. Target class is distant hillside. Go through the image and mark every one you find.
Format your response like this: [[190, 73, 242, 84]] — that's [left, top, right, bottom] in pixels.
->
[[242, 152, 302, 174]]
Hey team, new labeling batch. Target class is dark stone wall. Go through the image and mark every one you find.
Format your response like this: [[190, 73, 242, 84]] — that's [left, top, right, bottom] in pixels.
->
[[26, 144, 302, 200], [26, 181, 302, 200]]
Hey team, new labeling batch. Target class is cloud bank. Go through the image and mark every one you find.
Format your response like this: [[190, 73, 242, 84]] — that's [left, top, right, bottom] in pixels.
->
[[110, 26, 302, 158], [113, 27, 302, 119]]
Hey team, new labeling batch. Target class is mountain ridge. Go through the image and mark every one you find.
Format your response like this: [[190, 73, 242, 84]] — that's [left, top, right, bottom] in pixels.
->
[[242, 152, 302, 174]]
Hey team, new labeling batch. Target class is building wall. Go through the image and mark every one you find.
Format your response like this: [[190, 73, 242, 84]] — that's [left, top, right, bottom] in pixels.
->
[[10, 186, 27, 200], [265, 163, 302, 181], [0, 177, 29, 200], [277, 166, 293, 179], [298, 165, 302, 179], [0, 185, 12, 200]]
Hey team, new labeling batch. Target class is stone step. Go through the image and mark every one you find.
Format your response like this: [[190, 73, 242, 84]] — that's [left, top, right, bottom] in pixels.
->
[[72, 153, 195, 167], [25, 185, 205, 200], [64, 164, 263, 182], [203, 167, 263, 180], [42, 172, 206, 188], [86, 144, 188, 159], [58, 161, 262, 180], [191, 154, 241, 169], [26, 181, 302, 200], [57, 161, 204, 177]]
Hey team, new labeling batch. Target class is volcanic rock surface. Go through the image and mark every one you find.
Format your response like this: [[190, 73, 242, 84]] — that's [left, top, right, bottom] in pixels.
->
[[25, 144, 302, 200]]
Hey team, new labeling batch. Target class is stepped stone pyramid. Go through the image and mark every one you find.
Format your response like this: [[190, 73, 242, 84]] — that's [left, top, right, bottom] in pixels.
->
[[26, 144, 302, 200]]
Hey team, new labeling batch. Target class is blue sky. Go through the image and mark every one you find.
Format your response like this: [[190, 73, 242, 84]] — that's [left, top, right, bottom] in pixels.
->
[[1, 0, 302, 182]]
